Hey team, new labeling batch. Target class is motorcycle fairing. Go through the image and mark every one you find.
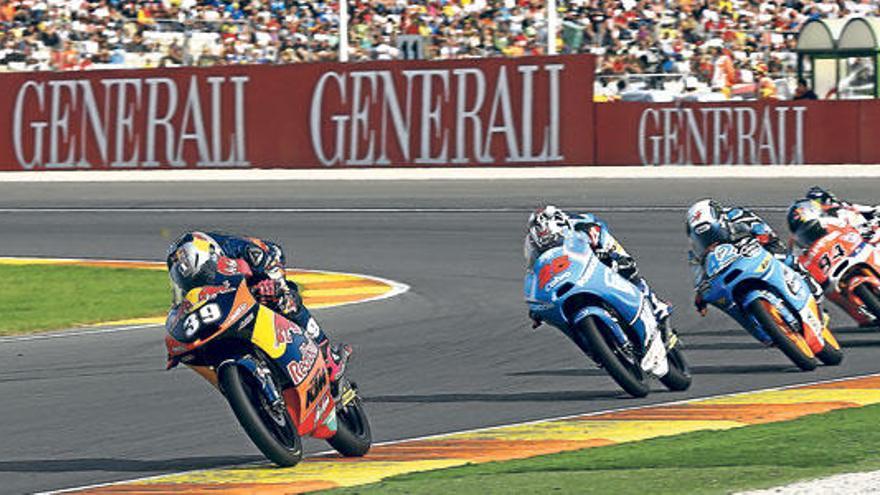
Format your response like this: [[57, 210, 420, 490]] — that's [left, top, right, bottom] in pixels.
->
[[526, 234, 644, 333], [166, 277, 257, 364], [703, 243, 824, 348], [525, 233, 663, 373]]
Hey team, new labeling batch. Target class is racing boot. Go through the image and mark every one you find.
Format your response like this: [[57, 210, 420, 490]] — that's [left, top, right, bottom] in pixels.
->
[[637, 279, 674, 343], [320, 340, 352, 383]]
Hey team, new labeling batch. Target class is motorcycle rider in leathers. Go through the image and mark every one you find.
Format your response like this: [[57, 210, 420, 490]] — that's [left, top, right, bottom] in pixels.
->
[[687, 199, 828, 323], [166, 231, 351, 382], [789, 186, 880, 242], [525, 206, 673, 339]]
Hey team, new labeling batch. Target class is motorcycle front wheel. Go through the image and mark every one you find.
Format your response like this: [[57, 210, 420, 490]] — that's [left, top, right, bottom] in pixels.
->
[[748, 300, 818, 371], [327, 380, 372, 457], [578, 316, 650, 398], [854, 283, 880, 325], [219, 362, 303, 467]]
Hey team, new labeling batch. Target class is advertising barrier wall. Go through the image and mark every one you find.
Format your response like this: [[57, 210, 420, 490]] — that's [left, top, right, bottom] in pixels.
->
[[594, 100, 867, 166], [4, 54, 880, 170], [0, 55, 595, 170]]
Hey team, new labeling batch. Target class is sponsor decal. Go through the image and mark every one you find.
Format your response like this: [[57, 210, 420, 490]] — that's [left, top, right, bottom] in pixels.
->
[[227, 302, 248, 323], [197, 281, 234, 302], [274, 316, 302, 345], [637, 105, 807, 165], [218, 258, 241, 275], [11, 75, 249, 169], [305, 368, 328, 408], [309, 63, 567, 167], [287, 340, 319, 385]]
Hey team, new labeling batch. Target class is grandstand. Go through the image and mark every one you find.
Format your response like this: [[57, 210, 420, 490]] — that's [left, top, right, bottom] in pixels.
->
[[0, 0, 876, 100]]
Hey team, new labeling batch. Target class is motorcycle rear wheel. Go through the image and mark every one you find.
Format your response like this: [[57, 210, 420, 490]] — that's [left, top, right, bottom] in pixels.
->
[[579, 316, 650, 398], [748, 300, 817, 371], [327, 382, 372, 457], [219, 362, 303, 467]]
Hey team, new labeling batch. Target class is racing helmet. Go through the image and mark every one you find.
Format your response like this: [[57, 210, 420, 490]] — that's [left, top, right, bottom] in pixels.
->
[[685, 199, 730, 254], [167, 232, 221, 302], [805, 186, 836, 206], [787, 199, 827, 248], [526, 205, 571, 254]]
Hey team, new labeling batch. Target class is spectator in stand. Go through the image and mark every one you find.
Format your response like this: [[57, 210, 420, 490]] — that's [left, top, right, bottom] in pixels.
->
[[0, 0, 875, 99], [794, 77, 818, 100], [755, 62, 778, 99]]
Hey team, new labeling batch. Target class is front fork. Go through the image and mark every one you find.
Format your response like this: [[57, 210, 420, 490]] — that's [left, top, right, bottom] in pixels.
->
[[226, 356, 285, 412]]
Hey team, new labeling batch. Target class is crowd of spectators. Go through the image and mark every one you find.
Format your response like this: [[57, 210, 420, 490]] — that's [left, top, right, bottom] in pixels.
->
[[0, 0, 876, 96]]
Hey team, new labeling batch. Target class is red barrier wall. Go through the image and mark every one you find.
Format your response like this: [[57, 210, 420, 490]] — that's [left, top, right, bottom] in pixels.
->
[[594, 100, 866, 166], [7, 55, 880, 170], [0, 55, 595, 170]]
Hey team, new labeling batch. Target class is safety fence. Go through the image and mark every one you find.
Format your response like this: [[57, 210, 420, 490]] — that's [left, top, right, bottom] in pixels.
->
[[2, 54, 880, 171]]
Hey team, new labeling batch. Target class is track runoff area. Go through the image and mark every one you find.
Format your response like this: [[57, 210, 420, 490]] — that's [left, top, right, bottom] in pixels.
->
[[4, 169, 880, 495], [49, 374, 880, 494]]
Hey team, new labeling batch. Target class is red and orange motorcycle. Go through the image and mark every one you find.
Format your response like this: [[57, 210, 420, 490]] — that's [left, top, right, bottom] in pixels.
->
[[796, 224, 880, 327], [165, 257, 371, 467]]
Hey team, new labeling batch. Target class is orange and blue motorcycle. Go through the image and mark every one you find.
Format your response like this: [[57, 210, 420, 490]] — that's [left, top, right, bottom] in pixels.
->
[[165, 257, 371, 467]]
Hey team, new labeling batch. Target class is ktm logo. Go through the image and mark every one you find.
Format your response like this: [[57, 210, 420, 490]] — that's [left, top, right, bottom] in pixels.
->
[[539, 255, 571, 287]]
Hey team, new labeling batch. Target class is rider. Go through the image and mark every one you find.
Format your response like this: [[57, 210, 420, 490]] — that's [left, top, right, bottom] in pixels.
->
[[166, 231, 351, 382], [687, 199, 825, 317], [791, 186, 880, 240], [525, 205, 672, 335]]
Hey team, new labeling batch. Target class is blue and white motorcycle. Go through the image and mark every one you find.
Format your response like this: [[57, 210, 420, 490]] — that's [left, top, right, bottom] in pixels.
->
[[525, 232, 691, 398], [696, 238, 843, 371]]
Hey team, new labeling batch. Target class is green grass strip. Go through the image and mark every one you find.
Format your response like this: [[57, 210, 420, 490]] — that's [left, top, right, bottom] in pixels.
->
[[0, 264, 169, 335], [326, 402, 880, 494]]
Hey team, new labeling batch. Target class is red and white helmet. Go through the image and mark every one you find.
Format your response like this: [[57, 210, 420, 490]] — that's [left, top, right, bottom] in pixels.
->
[[527, 205, 571, 252]]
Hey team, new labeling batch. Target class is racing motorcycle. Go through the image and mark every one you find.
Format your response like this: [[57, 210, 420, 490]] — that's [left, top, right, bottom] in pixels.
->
[[165, 257, 371, 467], [796, 224, 880, 327], [698, 238, 842, 370], [525, 232, 691, 398]]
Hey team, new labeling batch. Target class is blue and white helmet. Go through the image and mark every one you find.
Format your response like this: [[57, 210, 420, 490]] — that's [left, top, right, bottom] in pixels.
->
[[527, 205, 571, 253], [686, 199, 730, 254]]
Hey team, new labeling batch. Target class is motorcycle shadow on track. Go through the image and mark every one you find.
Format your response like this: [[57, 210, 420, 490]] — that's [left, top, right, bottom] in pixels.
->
[[366, 389, 626, 404], [0, 455, 263, 473], [510, 363, 798, 378]]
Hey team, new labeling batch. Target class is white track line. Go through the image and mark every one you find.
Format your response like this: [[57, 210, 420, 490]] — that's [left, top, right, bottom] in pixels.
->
[[0, 206, 790, 213], [41, 371, 880, 495], [0, 257, 409, 344], [2, 165, 880, 182]]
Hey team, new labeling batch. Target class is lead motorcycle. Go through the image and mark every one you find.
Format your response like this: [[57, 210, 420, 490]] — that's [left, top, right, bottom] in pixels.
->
[[165, 257, 371, 467], [525, 232, 691, 398], [698, 238, 843, 370]]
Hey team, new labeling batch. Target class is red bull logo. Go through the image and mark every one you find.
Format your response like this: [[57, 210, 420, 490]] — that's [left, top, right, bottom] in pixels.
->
[[197, 281, 234, 302]]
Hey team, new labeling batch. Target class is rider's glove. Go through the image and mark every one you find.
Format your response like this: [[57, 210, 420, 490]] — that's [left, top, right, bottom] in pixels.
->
[[694, 293, 708, 316], [528, 311, 542, 329], [253, 278, 281, 305], [616, 257, 638, 280]]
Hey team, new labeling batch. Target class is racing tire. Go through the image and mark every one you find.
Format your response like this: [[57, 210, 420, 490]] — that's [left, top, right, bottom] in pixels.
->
[[327, 386, 372, 457], [579, 316, 650, 398], [218, 363, 304, 467], [659, 347, 692, 392], [854, 284, 880, 324], [748, 300, 818, 371], [815, 343, 844, 366]]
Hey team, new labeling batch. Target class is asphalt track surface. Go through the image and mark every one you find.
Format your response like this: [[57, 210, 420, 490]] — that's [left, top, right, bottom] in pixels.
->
[[2, 177, 880, 494]]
